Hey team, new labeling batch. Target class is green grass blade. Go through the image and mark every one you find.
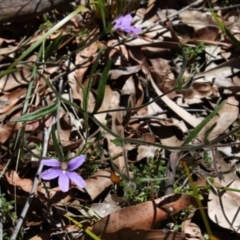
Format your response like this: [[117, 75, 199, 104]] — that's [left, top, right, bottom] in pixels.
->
[[92, 59, 111, 113], [44, 33, 64, 60], [64, 214, 101, 240], [11, 102, 58, 122], [135, 177, 167, 183], [183, 100, 225, 145], [203, 122, 217, 145], [210, 8, 240, 50], [82, 52, 101, 113], [51, 125, 64, 160], [97, 0, 106, 31], [0, 6, 85, 78]]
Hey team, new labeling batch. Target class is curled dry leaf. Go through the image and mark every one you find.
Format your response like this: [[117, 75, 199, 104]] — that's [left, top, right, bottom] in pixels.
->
[[86, 203, 121, 219], [0, 124, 17, 144], [182, 209, 204, 240], [107, 39, 129, 65], [180, 82, 219, 100], [103, 90, 127, 171], [183, 223, 204, 240], [0, 67, 32, 92], [196, 96, 239, 143], [5, 170, 33, 193], [179, 11, 217, 32], [96, 85, 115, 124], [84, 170, 113, 201], [74, 40, 99, 83], [194, 56, 240, 87], [208, 149, 240, 233], [92, 193, 197, 235], [0, 88, 26, 114], [109, 65, 142, 80]]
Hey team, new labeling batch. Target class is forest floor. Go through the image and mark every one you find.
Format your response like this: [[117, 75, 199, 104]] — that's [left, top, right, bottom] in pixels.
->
[[1, 0, 240, 239]]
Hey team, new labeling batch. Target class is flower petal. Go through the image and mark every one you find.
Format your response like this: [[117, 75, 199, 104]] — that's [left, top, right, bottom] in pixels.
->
[[114, 15, 123, 26], [41, 168, 61, 180], [41, 159, 60, 167], [67, 172, 86, 189], [67, 155, 86, 171], [121, 14, 133, 27], [123, 26, 140, 34], [58, 173, 70, 192]]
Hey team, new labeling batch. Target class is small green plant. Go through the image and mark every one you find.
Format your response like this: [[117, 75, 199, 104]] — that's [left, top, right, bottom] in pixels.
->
[[180, 42, 205, 66], [1, 194, 17, 240], [121, 158, 166, 204], [78, 28, 91, 42], [1, 194, 17, 223]]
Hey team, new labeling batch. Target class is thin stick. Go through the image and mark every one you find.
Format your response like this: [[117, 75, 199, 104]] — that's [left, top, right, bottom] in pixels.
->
[[0, 187, 2, 240], [10, 126, 53, 240]]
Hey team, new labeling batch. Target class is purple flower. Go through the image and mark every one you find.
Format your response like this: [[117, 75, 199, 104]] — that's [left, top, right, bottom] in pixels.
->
[[113, 14, 142, 36], [40, 155, 86, 192]]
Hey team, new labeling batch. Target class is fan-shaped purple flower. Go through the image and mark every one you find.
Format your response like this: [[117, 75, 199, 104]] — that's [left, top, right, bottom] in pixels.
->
[[40, 155, 86, 192], [113, 14, 142, 36]]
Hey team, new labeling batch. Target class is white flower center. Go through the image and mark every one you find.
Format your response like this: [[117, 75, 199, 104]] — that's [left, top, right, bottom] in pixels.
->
[[61, 162, 68, 174]]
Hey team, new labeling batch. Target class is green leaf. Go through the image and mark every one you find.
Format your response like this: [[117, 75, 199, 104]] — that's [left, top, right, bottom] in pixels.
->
[[64, 214, 101, 240], [211, 8, 240, 50], [83, 52, 102, 113], [92, 59, 111, 113], [51, 125, 64, 160], [135, 177, 167, 183], [11, 102, 58, 122], [44, 33, 64, 60], [183, 100, 226, 145], [111, 138, 122, 146], [203, 122, 217, 145], [97, 0, 106, 31]]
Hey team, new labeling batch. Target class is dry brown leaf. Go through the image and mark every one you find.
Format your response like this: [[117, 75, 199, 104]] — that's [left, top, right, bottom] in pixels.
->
[[196, 96, 239, 142], [182, 209, 204, 240], [207, 150, 240, 233], [93, 193, 197, 235], [193, 27, 219, 41], [0, 45, 19, 56], [109, 65, 141, 80], [86, 203, 121, 219], [183, 223, 204, 240], [74, 40, 99, 83], [0, 88, 26, 114], [180, 82, 218, 100], [180, 11, 217, 32], [0, 67, 32, 92], [194, 56, 240, 87], [5, 170, 33, 193], [85, 229, 186, 240], [107, 40, 129, 65], [84, 170, 112, 201], [0, 124, 16, 144], [150, 74, 201, 128]]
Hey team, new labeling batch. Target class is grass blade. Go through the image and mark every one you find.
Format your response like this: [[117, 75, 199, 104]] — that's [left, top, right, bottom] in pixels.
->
[[210, 8, 240, 50], [0, 6, 85, 78], [183, 100, 225, 145], [11, 102, 58, 122], [51, 125, 64, 160], [92, 59, 111, 113], [64, 214, 100, 240]]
